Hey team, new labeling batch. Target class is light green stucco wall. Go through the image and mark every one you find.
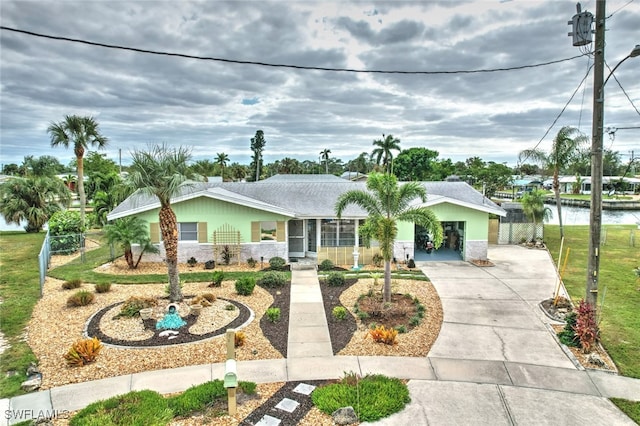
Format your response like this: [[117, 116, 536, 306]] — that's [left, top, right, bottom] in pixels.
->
[[396, 203, 489, 240], [135, 197, 289, 241]]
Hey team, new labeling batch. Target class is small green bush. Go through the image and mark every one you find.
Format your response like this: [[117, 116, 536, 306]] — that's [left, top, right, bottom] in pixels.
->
[[225, 304, 236, 311], [269, 256, 287, 271], [265, 307, 281, 323], [62, 279, 82, 290], [210, 270, 224, 287], [312, 374, 410, 422], [372, 253, 384, 267], [318, 259, 334, 271], [66, 290, 95, 307], [94, 282, 112, 293], [167, 380, 226, 417], [409, 315, 421, 327], [69, 390, 172, 426], [117, 296, 157, 318], [395, 325, 407, 333], [247, 257, 257, 268], [558, 311, 579, 347], [238, 381, 257, 395], [260, 271, 287, 288], [326, 272, 345, 287], [235, 277, 256, 296], [332, 306, 347, 321]]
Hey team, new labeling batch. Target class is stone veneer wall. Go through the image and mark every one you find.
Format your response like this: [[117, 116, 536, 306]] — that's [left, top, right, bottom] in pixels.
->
[[393, 241, 415, 263], [465, 240, 488, 260], [131, 242, 288, 264]]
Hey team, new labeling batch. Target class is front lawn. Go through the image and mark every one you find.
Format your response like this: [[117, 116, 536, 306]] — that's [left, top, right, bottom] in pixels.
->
[[545, 224, 640, 378]]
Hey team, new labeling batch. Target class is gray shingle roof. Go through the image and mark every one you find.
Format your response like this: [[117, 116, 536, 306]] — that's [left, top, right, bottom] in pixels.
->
[[107, 180, 505, 221]]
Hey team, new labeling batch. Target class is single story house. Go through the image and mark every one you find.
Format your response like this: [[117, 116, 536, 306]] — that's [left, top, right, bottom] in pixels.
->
[[106, 174, 506, 265]]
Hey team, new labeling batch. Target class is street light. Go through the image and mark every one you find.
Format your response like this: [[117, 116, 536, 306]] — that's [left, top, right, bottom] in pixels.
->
[[586, 42, 640, 306]]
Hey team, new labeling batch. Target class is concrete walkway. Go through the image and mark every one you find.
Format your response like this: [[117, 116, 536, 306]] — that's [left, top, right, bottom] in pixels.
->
[[2, 246, 640, 425]]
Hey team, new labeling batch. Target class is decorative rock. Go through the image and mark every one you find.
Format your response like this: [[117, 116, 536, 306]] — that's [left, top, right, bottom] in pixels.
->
[[21, 373, 42, 392], [168, 335, 179, 340], [159, 330, 180, 337], [26, 362, 40, 377], [332, 406, 358, 425], [588, 352, 606, 367]]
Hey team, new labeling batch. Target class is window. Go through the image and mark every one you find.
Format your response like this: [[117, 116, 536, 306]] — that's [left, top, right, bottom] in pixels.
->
[[260, 221, 277, 241], [321, 219, 358, 247], [179, 222, 198, 241]]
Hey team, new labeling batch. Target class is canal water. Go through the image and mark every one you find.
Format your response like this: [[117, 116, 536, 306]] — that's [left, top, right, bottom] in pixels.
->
[[544, 205, 640, 226]]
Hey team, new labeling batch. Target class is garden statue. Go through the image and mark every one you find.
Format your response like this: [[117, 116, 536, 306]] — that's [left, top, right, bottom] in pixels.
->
[[155, 303, 187, 330]]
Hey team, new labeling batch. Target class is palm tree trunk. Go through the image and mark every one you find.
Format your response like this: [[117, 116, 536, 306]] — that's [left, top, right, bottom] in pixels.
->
[[124, 249, 134, 269], [159, 205, 183, 302], [553, 171, 564, 239], [383, 260, 392, 303], [77, 155, 86, 227]]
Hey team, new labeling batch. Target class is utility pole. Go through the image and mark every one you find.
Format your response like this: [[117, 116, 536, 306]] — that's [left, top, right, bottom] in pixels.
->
[[586, 0, 606, 307]]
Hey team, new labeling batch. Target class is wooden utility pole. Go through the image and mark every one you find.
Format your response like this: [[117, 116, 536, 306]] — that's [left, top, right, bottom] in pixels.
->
[[586, 0, 606, 307]]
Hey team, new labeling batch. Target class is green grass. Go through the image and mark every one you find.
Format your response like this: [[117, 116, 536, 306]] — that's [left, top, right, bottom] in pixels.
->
[[312, 373, 410, 422], [0, 232, 45, 398], [545, 224, 640, 378], [610, 398, 640, 423]]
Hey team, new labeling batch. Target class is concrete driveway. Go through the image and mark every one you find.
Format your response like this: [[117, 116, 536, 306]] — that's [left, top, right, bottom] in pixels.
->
[[420, 245, 575, 369]]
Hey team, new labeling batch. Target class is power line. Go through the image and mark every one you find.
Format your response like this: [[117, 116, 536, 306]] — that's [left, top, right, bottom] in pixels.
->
[[0, 25, 590, 75]]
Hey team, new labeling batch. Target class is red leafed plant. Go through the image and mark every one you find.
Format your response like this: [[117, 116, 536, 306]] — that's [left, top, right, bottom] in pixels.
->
[[573, 299, 599, 353]]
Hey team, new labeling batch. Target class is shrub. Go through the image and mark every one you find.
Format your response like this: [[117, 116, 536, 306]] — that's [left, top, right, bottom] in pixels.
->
[[557, 311, 578, 347], [407, 258, 416, 268], [204, 260, 216, 270], [117, 296, 157, 318], [312, 374, 410, 422], [62, 279, 82, 290], [64, 337, 103, 367], [66, 290, 95, 307], [332, 306, 347, 321], [266, 307, 281, 323], [225, 303, 236, 311], [247, 257, 257, 268], [268, 256, 287, 271], [574, 299, 599, 353], [69, 390, 171, 426], [372, 252, 384, 267], [167, 380, 226, 417], [260, 271, 287, 288], [318, 259, 334, 271], [326, 272, 345, 287], [369, 325, 398, 345], [210, 270, 224, 287], [235, 277, 256, 295], [409, 315, 421, 327], [395, 325, 407, 333], [94, 282, 112, 293], [49, 210, 84, 254], [221, 245, 233, 265], [238, 381, 257, 395], [187, 256, 197, 267], [234, 331, 246, 347]]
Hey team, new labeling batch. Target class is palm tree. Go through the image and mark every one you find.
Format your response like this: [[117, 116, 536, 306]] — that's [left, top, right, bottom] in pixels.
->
[[105, 217, 159, 269], [520, 189, 552, 242], [335, 172, 442, 302], [320, 149, 331, 174], [518, 126, 587, 239], [371, 134, 401, 174], [128, 144, 197, 302], [215, 153, 230, 181], [250, 130, 266, 182], [48, 115, 108, 227], [190, 160, 217, 180], [0, 176, 71, 232]]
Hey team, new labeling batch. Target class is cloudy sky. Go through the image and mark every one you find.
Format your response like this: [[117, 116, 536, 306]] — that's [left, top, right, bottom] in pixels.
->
[[1, 1, 639, 170]]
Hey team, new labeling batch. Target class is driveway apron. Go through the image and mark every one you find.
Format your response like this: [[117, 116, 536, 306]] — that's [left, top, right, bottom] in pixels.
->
[[420, 245, 575, 369]]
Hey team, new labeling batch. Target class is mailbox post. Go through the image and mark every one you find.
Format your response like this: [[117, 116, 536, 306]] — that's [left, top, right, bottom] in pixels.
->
[[224, 329, 238, 415]]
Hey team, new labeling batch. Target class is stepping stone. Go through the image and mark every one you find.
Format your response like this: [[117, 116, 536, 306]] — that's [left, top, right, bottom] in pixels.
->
[[275, 397, 300, 413], [255, 414, 281, 426], [293, 383, 316, 395]]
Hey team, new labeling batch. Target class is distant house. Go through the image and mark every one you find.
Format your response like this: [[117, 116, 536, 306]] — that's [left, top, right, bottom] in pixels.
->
[[340, 171, 368, 182], [106, 174, 505, 265]]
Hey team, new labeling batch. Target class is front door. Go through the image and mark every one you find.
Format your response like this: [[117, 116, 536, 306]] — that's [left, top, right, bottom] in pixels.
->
[[288, 219, 305, 258]]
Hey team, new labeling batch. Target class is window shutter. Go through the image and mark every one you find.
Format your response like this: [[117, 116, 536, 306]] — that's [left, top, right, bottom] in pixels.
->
[[150, 222, 160, 243], [198, 222, 208, 243], [251, 221, 260, 242], [276, 221, 286, 242]]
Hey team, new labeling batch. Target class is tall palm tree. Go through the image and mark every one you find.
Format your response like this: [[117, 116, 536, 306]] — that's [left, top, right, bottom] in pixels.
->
[[371, 134, 401, 174], [128, 144, 197, 302], [320, 149, 331, 174], [48, 115, 108, 227], [105, 217, 159, 269], [0, 176, 71, 232], [520, 189, 552, 242], [518, 126, 587, 239], [335, 172, 442, 302], [215, 152, 230, 181]]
